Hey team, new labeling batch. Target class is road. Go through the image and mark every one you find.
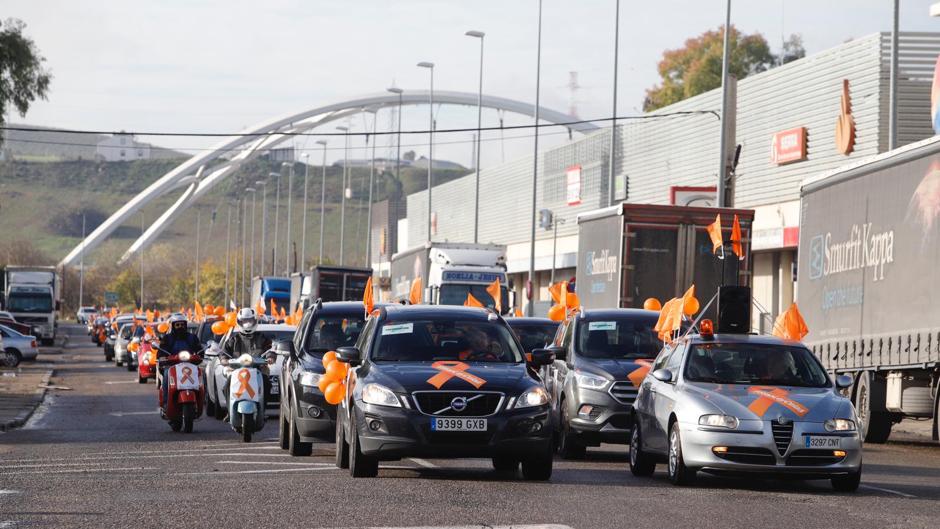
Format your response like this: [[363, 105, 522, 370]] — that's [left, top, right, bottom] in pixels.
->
[[2, 324, 940, 529]]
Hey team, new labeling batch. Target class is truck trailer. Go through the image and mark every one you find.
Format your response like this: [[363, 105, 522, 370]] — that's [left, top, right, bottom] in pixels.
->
[[2, 265, 60, 345], [798, 135, 940, 443], [250, 276, 291, 314], [289, 265, 373, 310]]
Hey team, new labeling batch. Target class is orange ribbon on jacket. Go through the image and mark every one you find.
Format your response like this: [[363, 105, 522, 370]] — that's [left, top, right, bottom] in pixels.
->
[[427, 361, 487, 389], [180, 366, 195, 385], [747, 386, 809, 417], [234, 369, 255, 398], [627, 359, 653, 387]]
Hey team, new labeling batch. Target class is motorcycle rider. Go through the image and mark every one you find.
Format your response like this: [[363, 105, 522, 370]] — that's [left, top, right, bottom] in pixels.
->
[[157, 314, 202, 412], [222, 308, 272, 415]]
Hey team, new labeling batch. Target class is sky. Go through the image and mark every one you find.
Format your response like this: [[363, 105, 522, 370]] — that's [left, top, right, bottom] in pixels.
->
[[6, 0, 940, 168]]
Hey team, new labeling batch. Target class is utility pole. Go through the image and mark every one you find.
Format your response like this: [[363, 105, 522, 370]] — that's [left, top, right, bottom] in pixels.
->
[[300, 153, 310, 271], [224, 203, 231, 306], [316, 141, 327, 265], [194, 208, 201, 302], [527, 0, 543, 317], [608, 0, 621, 206], [139, 213, 144, 308], [366, 109, 378, 268], [283, 161, 294, 275], [716, 0, 732, 207], [78, 213, 85, 310]]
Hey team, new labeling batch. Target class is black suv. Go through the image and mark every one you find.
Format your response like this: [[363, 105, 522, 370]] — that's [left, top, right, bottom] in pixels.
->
[[544, 308, 663, 458], [333, 305, 555, 479], [278, 301, 369, 456]]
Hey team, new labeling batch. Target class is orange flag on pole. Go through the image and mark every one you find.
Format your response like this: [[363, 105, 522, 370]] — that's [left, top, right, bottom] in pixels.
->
[[706, 214, 724, 256], [146, 309, 154, 323], [194, 301, 205, 321], [363, 276, 375, 314], [548, 281, 563, 304], [409, 278, 422, 305], [464, 293, 484, 307], [270, 298, 278, 318], [486, 278, 502, 313], [772, 303, 809, 341], [731, 214, 744, 260]]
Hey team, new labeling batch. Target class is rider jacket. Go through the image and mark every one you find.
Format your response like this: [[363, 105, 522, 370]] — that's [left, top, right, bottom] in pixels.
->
[[223, 332, 271, 358], [159, 332, 202, 359]]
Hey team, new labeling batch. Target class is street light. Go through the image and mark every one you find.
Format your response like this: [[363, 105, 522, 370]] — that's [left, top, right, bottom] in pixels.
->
[[417, 61, 435, 242], [364, 108, 378, 269], [716, 0, 732, 207], [466, 30, 485, 242], [527, 0, 543, 316], [300, 152, 310, 272], [246, 187, 257, 281], [315, 140, 327, 265], [282, 161, 294, 275], [273, 169, 282, 275], [336, 125, 350, 265], [256, 179, 268, 275], [608, 0, 620, 207], [386, 87, 404, 186], [224, 202, 232, 305]]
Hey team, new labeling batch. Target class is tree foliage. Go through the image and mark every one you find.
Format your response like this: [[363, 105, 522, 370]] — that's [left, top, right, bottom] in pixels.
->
[[0, 19, 52, 146], [644, 26, 780, 111]]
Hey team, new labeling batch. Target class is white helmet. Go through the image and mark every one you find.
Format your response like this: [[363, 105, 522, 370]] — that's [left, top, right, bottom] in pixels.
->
[[237, 307, 258, 334]]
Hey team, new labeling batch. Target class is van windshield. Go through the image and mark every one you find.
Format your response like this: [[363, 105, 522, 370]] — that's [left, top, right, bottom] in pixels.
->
[[373, 319, 522, 363], [439, 284, 508, 312]]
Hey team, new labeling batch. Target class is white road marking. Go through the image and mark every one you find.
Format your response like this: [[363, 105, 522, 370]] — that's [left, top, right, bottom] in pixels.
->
[[0, 490, 20, 495], [104, 380, 138, 385], [8, 466, 158, 475], [215, 460, 333, 466], [860, 484, 917, 498], [0, 521, 16, 529], [328, 526, 574, 529], [408, 458, 437, 468], [0, 452, 291, 465], [108, 411, 159, 417], [181, 466, 337, 475]]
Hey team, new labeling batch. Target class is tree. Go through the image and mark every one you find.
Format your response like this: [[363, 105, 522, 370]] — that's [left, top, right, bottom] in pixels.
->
[[779, 34, 806, 65], [644, 25, 774, 111], [0, 19, 52, 147]]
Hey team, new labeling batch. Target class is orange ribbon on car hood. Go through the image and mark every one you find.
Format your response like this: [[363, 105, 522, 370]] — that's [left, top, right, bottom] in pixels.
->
[[747, 386, 809, 417], [427, 361, 486, 389], [234, 369, 255, 398], [627, 359, 653, 387]]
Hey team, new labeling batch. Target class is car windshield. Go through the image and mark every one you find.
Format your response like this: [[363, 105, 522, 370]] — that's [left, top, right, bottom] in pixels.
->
[[119, 325, 134, 339], [373, 319, 522, 363], [260, 329, 294, 343], [438, 284, 509, 313], [509, 322, 558, 354], [684, 343, 830, 388], [198, 320, 222, 343], [576, 316, 662, 359], [303, 315, 365, 354], [7, 293, 52, 313]]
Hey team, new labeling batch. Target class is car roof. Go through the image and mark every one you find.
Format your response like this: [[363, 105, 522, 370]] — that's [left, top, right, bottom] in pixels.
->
[[681, 333, 806, 347], [382, 304, 497, 322], [256, 324, 296, 332], [506, 317, 557, 326], [577, 308, 660, 320], [315, 301, 374, 315]]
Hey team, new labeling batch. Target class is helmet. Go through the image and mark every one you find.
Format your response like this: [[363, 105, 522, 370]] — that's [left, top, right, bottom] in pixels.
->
[[237, 308, 258, 334], [168, 313, 188, 334]]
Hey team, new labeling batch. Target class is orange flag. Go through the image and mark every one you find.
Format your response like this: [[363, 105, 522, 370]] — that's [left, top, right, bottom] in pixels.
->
[[706, 214, 724, 256], [255, 298, 266, 315], [270, 298, 278, 318], [486, 278, 502, 313], [464, 293, 484, 307], [109, 307, 117, 319], [772, 303, 809, 341], [363, 276, 375, 314], [194, 301, 205, 321], [731, 214, 744, 260], [548, 281, 564, 304], [674, 285, 695, 332], [146, 309, 154, 323], [409, 278, 423, 305], [279, 307, 287, 320]]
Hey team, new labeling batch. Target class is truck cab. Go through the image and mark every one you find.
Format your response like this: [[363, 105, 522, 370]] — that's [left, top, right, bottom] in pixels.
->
[[6, 285, 56, 345]]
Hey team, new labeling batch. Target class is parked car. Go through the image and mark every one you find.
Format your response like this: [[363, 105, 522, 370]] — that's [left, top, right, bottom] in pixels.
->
[[91, 317, 109, 346], [630, 328, 862, 491], [543, 308, 664, 459], [205, 324, 296, 420], [0, 324, 39, 364], [279, 300, 370, 455], [76, 306, 98, 325], [0, 312, 31, 336]]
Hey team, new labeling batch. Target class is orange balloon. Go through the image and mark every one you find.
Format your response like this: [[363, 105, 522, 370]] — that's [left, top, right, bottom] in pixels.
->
[[643, 298, 662, 311], [205, 304, 214, 315], [321, 351, 337, 368], [547, 304, 566, 322], [225, 312, 237, 327], [128, 342, 139, 352], [317, 377, 332, 393], [214, 306, 225, 317], [211, 321, 229, 335], [566, 292, 580, 309], [683, 297, 700, 316], [157, 322, 169, 334], [324, 382, 345, 405], [325, 360, 347, 381]]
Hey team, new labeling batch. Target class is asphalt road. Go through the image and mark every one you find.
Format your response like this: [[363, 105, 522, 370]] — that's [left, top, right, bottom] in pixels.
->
[[2, 324, 940, 529]]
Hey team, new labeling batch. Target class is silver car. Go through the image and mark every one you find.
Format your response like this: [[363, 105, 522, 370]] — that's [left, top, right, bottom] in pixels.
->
[[630, 332, 862, 491], [0, 324, 40, 362]]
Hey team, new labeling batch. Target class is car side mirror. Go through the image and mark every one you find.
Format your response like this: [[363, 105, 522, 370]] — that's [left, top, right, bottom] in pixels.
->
[[651, 368, 673, 383], [336, 346, 361, 366], [273, 339, 295, 357], [835, 374, 853, 389], [548, 345, 566, 362], [529, 348, 556, 366]]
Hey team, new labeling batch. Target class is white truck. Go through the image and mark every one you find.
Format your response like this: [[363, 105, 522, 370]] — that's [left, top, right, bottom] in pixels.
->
[[2, 265, 60, 345], [389, 242, 511, 314]]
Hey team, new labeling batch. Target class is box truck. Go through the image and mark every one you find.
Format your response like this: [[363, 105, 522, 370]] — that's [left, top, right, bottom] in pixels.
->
[[2, 265, 60, 345], [289, 265, 373, 310]]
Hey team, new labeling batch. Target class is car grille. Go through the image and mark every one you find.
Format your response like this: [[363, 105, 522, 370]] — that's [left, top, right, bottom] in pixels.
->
[[786, 449, 844, 467], [715, 447, 776, 466], [608, 382, 639, 406], [412, 392, 503, 417], [771, 420, 794, 455]]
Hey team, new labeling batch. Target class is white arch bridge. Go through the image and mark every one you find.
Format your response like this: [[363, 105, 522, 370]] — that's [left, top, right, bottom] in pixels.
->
[[58, 90, 600, 267]]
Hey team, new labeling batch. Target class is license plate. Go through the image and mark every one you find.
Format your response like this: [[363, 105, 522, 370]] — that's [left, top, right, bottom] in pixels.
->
[[431, 417, 487, 432], [804, 435, 842, 448]]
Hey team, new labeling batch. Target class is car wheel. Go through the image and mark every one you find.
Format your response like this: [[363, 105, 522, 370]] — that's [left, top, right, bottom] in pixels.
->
[[492, 456, 520, 473], [558, 402, 586, 460], [521, 444, 553, 481], [138, 375, 148, 384], [831, 465, 862, 492], [854, 371, 892, 443], [667, 422, 695, 485], [629, 423, 656, 477], [278, 405, 290, 450], [349, 417, 378, 478], [2, 349, 22, 368], [335, 415, 350, 469], [127, 360, 135, 372], [288, 413, 312, 456]]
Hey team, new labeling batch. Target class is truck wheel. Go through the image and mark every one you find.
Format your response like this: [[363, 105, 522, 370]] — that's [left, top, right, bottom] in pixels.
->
[[349, 420, 378, 477], [558, 404, 586, 459], [854, 371, 892, 443], [629, 423, 656, 477], [831, 465, 862, 492], [667, 422, 696, 486]]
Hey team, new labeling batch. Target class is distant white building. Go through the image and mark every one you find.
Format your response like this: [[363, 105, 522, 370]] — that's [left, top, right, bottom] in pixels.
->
[[96, 133, 151, 162]]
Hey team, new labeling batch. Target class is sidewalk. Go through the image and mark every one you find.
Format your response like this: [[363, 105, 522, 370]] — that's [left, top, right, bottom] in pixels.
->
[[0, 367, 54, 431]]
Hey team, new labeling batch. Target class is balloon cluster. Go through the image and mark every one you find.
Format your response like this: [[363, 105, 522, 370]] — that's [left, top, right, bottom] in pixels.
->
[[547, 281, 580, 322], [318, 351, 348, 405], [210, 310, 238, 335]]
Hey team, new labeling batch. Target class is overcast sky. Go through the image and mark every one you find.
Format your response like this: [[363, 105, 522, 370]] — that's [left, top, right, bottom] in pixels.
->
[[6, 0, 940, 167]]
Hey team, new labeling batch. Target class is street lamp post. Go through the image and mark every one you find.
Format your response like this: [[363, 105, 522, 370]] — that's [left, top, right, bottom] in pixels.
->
[[273, 169, 282, 275], [608, 0, 620, 207], [527, 0, 543, 317], [716, 0, 732, 207], [365, 109, 378, 269], [466, 30, 485, 242], [300, 153, 310, 272], [386, 87, 404, 185], [242, 198, 248, 305], [194, 208, 201, 302], [315, 140, 327, 264], [417, 61, 435, 242], [78, 213, 85, 310], [337, 125, 350, 265], [224, 202, 231, 306], [140, 213, 144, 308], [246, 187, 257, 282], [282, 161, 294, 275], [257, 179, 268, 275]]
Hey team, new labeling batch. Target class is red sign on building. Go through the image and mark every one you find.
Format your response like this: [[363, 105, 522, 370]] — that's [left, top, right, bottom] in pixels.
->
[[566, 165, 582, 205], [771, 127, 807, 165]]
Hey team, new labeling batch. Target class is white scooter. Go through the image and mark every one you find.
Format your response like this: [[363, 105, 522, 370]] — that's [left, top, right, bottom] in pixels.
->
[[225, 353, 269, 442]]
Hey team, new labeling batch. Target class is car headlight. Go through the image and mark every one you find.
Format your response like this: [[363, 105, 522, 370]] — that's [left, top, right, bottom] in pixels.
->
[[698, 414, 739, 429], [361, 383, 400, 407], [514, 386, 550, 408], [825, 418, 856, 432], [300, 371, 322, 388], [575, 372, 610, 390]]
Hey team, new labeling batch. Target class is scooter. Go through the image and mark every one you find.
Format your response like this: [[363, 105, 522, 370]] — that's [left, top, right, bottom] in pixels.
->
[[225, 353, 271, 442], [157, 349, 205, 433], [137, 339, 158, 384]]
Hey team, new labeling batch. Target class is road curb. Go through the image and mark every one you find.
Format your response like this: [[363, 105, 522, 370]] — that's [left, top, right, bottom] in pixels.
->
[[0, 368, 54, 432]]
